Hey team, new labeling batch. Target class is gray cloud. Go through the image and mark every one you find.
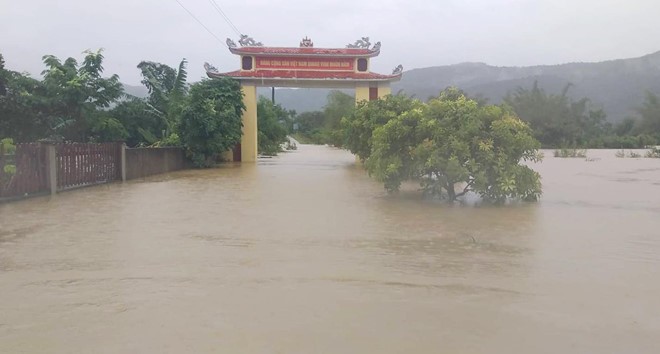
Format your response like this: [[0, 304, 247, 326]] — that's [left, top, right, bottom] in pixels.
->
[[1, 0, 659, 85]]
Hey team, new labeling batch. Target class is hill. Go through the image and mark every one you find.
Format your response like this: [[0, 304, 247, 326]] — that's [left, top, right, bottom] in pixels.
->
[[267, 51, 660, 122]]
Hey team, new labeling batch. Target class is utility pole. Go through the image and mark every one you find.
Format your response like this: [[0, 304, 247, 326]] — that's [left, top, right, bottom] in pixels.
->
[[271, 87, 275, 104]]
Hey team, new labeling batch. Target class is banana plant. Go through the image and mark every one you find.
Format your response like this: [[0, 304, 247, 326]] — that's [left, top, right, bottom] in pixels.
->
[[137, 59, 188, 140]]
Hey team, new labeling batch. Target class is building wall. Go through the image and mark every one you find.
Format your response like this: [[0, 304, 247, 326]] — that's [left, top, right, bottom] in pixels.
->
[[378, 83, 391, 98], [355, 84, 370, 104]]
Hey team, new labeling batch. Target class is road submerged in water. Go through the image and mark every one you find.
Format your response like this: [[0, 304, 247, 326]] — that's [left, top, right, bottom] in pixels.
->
[[1, 145, 659, 353]]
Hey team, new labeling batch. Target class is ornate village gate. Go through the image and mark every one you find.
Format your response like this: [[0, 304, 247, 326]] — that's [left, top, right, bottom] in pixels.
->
[[205, 35, 402, 162]]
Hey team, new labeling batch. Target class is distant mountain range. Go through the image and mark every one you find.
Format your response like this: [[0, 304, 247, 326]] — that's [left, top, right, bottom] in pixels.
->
[[124, 51, 660, 122]]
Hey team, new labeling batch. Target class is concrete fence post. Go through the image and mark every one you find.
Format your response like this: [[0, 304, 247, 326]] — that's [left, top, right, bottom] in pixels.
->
[[44, 144, 57, 195], [120, 143, 127, 182]]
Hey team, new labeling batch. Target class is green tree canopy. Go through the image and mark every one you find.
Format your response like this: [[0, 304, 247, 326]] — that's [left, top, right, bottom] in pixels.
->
[[39, 49, 124, 141], [362, 88, 542, 203], [504, 81, 608, 147], [178, 78, 244, 167], [0, 54, 48, 141], [137, 59, 188, 139], [0, 54, 7, 96], [322, 90, 354, 146], [257, 97, 290, 156], [635, 92, 660, 137], [343, 93, 424, 161], [294, 111, 325, 134], [109, 98, 166, 146]]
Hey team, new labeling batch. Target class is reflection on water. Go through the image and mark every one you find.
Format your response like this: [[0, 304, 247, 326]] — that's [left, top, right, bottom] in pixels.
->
[[1, 146, 659, 353]]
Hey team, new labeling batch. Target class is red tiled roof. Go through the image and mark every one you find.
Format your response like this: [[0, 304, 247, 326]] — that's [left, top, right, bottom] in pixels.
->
[[207, 69, 401, 82], [229, 46, 379, 58]]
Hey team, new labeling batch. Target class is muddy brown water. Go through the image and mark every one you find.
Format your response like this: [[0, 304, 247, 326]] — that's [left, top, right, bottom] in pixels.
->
[[1, 146, 659, 353]]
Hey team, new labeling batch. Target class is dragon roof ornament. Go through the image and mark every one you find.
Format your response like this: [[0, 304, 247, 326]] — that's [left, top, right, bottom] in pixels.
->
[[204, 62, 219, 74], [238, 34, 263, 47], [346, 37, 371, 49]]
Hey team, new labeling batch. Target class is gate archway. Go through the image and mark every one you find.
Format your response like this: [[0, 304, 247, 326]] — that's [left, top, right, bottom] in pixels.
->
[[205, 36, 403, 162]]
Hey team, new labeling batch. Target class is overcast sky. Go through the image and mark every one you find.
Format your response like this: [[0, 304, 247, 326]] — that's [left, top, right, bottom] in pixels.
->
[[1, 0, 659, 85]]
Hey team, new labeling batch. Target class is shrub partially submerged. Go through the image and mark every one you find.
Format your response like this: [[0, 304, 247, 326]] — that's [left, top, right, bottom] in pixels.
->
[[343, 89, 543, 203], [554, 148, 587, 158]]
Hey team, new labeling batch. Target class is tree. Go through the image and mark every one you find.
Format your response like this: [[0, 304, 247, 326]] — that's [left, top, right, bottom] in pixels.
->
[[636, 91, 660, 137], [178, 78, 244, 167], [88, 113, 128, 142], [0, 54, 7, 96], [343, 93, 423, 161], [289, 91, 354, 146], [614, 117, 636, 136], [109, 98, 167, 146], [366, 107, 427, 192], [322, 90, 354, 146], [0, 54, 48, 141], [364, 89, 542, 203], [39, 49, 123, 141], [257, 97, 290, 155], [504, 81, 608, 147], [291, 110, 327, 144], [295, 111, 325, 134], [137, 59, 188, 139]]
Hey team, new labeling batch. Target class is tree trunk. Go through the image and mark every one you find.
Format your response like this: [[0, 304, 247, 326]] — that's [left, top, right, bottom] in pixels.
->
[[446, 182, 456, 201]]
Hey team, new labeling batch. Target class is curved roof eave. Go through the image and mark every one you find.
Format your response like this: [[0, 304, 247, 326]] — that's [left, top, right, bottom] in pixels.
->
[[205, 71, 402, 83], [227, 47, 381, 58]]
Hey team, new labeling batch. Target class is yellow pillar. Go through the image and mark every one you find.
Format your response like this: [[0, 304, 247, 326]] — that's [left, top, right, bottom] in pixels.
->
[[378, 83, 391, 98], [355, 84, 370, 105], [241, 83, 258, 162]]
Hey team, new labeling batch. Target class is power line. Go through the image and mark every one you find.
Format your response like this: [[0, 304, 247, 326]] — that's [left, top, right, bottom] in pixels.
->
[[173, 0, 224, 44], [207, 0, 242, 36]]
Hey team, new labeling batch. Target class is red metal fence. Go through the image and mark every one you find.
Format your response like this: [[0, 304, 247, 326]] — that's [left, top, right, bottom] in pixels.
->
[[56, 143, 122, 190], [1, 142, 188, 202], [0, 143, 49, 199]]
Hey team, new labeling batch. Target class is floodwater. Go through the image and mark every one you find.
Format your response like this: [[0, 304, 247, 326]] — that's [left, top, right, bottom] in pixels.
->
[[1, 146, 659, 353]]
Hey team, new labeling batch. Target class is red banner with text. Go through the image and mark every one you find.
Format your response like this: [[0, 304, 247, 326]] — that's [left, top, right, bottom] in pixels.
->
[[256, 57, 354, 71]]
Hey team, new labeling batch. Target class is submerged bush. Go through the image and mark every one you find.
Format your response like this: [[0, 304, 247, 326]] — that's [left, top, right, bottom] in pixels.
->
[[645, 146, 660, 158], [616, 149, 646, 158], [357, 88, 542, 203], [554, 148, 587, 158]]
